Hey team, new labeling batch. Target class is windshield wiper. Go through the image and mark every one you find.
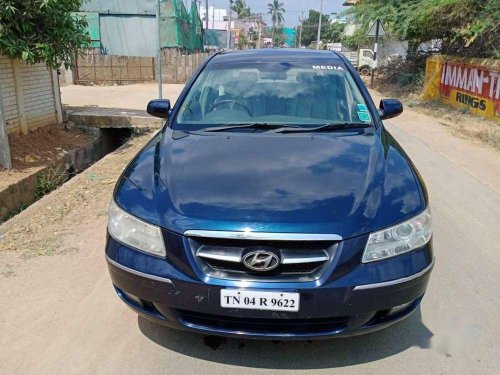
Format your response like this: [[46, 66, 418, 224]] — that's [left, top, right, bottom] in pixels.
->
[[203, 123, 300, 132], [274, 122, 372, 133]]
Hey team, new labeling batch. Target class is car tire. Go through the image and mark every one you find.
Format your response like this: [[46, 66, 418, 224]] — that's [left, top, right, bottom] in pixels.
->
[[360, 66, 371, 76]]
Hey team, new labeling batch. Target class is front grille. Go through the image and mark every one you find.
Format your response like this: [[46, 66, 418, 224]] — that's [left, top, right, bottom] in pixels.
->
[[204, 258, 323, 274], [188, 237, 338, 282], [178, 310, 348, 334], [194, 237, 331, 250]]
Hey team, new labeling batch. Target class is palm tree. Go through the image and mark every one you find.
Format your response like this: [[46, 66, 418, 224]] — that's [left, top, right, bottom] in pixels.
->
[[232, 0, 251, 19], [267, 0, 285, 44]]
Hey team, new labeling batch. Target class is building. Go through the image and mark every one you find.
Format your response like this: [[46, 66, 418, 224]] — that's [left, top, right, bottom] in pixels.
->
[[330, 13, 347, 24], [341, 0, 361, 36], [199, 5, 266, 49], [199, 5, 240, 49], [78, 0, 203, 57]]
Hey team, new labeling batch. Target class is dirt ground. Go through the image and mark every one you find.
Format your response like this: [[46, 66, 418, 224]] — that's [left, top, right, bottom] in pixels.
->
[[0, 132, 149, 258], [0, 83, 499, 374], [0, 125, 94, 192], [372, 78, 499, 151]]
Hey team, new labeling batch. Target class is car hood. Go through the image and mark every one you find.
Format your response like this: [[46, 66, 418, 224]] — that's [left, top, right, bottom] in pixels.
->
[[115, 128, 425, 239]]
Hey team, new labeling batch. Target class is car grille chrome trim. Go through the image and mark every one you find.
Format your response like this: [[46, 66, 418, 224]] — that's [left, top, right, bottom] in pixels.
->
[[281, 252, 330, 264], [196, 247, 330, 264], [353, 258, 435, 290], [196, 249, 242, 263], [184, 230, 342, 241]]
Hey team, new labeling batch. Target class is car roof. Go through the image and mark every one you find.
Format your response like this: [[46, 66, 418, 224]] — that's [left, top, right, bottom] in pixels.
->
[[210, 48, 343, 64]]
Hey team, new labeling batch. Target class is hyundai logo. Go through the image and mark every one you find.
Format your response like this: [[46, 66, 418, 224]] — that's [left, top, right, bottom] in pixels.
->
[[242, 251, 280, 272]]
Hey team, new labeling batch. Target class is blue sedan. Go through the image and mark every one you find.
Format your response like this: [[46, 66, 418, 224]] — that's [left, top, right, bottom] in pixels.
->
[[106, 49, 434, 339]]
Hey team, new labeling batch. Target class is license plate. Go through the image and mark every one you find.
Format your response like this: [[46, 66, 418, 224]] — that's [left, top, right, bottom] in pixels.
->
[[220, 289, 300, 312]]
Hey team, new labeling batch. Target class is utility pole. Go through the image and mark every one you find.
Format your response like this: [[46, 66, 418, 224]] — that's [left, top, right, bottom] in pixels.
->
[[156, 0, 162, 99], [226, 0, 232, 49], [205, 0, 208, 30], [298, 12, 305, 48], [257, 19, 262, 48], [316, 0, 323, 50], [370, 20, 380, 88]]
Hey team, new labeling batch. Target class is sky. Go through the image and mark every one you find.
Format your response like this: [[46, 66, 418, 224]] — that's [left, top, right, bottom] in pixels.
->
[[193, 0, 348, 27]]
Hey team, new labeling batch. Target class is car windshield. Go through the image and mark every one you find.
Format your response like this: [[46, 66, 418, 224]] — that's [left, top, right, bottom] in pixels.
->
[[174, 60, 373, 130]]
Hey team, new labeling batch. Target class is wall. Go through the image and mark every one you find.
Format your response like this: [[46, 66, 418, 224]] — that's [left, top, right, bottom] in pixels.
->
[[0, 56, 62, 135], [0, 129, 111, 222], [0, 87, 11, 169], [0, 57, 20, 134], [75, 53, 156, 83], [423, 55, 500, 122], [75, 50, 209, 84], [20, 64, 59, 131], [58, 66, 74, 87], [160, 51, 208, 83]]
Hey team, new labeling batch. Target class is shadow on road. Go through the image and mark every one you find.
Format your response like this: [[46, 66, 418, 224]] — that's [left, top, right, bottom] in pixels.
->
[[138, 308, 433, 369]]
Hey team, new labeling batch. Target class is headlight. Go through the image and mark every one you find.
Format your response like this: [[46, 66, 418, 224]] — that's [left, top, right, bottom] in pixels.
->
[[108, 200, 166, 257], [362, 208, 432, 263]]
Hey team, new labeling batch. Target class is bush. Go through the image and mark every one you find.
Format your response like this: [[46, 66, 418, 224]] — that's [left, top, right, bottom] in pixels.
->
[[396, 71, 425, 87]]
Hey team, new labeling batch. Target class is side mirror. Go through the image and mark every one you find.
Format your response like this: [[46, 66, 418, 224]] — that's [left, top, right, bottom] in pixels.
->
[[147, 99, 171, 119], [378, 99, 403, 120]]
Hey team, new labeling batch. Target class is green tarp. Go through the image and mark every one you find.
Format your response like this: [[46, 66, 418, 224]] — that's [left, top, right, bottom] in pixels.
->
[[160, 0, 204, 52], [283, 28, 297, 47], [76, 12, 101, 48]]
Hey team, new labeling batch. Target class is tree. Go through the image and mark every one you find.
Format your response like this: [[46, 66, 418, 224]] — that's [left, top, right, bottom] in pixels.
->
[[237, 29, 249, 49], [300, 10, 330, 47], [0, 0, 90, 68], [341, 27, 370, 50], [267, 0, 285, 27], [267, 1, 285, 29], [345, 0, 499, 58], [232, 0, 251, 19], [273, 26, 285, 46], [324, 22, 345, 44]]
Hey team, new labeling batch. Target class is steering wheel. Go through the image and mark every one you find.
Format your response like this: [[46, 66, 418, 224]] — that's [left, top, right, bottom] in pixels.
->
[[208, 99, 252, 116]]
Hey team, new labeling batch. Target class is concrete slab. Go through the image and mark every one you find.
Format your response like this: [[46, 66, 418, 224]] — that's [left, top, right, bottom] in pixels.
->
[[66, 106, 162, 129]]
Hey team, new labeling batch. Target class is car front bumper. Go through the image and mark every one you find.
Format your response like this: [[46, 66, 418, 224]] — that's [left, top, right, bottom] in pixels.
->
[[105, 235, 434, 340]]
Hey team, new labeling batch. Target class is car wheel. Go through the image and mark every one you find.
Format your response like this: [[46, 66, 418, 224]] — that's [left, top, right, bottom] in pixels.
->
[[360, 67, 371, 76]]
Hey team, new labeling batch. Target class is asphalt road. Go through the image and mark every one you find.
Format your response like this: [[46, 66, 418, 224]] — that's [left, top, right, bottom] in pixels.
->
[[0, 86, 499, 374]]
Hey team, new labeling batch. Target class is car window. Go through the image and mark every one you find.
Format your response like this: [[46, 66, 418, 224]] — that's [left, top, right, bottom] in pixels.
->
[[175, 61, 372, 129], [363, 50, 373, 59]]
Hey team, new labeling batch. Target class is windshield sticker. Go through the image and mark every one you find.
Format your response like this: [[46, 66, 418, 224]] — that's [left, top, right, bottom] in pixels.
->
[[357, 103, 371, 122], [358, 112, 371, 122], [357, 104, 368, 112], [312, 65, 344, 71]]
